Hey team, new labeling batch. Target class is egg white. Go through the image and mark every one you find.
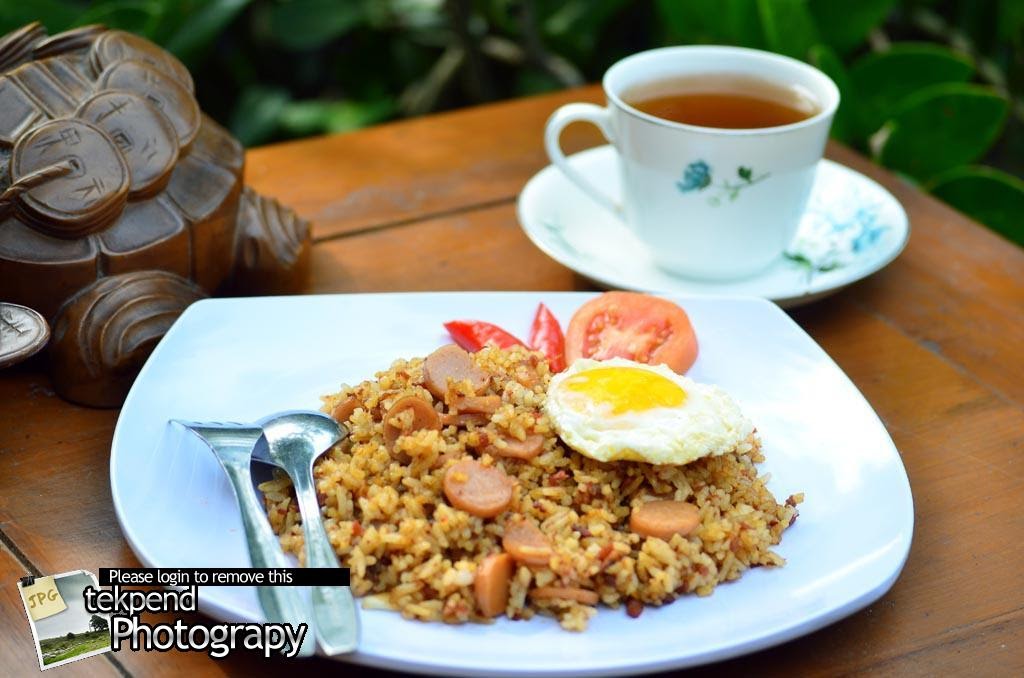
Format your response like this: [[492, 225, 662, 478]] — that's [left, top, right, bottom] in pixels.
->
[[544, 358, 755, 465]]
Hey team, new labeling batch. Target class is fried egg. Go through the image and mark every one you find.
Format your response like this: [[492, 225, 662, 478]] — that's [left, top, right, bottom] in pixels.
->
[[544, 357, 754, 465]]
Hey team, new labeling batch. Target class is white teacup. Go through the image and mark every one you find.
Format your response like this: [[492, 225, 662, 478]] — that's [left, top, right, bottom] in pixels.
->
[[545, 46, 839, 280]]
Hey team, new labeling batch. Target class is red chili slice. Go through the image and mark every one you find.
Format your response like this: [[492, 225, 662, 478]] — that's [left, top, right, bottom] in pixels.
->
[[444, 320, 524, 352], [527, 303, 566, 372]]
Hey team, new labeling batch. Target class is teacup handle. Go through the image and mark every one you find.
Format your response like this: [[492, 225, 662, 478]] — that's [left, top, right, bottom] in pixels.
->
[[544, 103, 622, 216]]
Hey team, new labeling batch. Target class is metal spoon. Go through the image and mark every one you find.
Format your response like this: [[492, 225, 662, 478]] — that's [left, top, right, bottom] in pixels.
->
[[170, 420, 316, 657], [261, 411, 359, 655]]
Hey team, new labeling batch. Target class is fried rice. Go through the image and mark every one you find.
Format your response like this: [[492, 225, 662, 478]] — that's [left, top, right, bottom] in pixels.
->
[[260, 344, 801, 631]]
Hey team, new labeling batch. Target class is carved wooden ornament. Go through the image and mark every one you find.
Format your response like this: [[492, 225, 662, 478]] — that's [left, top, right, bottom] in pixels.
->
[[0, 23, 312, 406]]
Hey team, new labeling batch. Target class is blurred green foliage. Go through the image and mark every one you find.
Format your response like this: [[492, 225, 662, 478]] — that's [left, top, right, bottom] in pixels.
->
[[2, 0, 1021, 245]]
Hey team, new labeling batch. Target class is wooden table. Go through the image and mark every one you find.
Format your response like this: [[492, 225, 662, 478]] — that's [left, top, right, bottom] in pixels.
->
[[2, 86, 1022, 677]]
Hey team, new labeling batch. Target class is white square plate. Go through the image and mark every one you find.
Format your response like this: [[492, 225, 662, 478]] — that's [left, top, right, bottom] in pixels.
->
[[110, 292, 913, 676]]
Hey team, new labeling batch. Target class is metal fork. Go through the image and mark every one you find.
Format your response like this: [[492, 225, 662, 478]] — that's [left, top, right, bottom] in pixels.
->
[[171, 420, 315, 657]]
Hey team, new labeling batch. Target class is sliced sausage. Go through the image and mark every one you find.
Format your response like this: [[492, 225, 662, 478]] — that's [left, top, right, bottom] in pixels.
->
[[423, 344, 489, 399], [451, 394, 502, 414], [443, 459, 514, 518], [430, 451, 459, 470], [514, 355, 542, 389], [383, 395, 441, 451], [515, 367, 539, 389], [474, 553, 514, 618], [486, 433, 545, 460], [528, 586, 599, 605], [441, 412, 491, 428], [629, 500, 701, 540], [502, 519, 552, 566], [330, 396, 359, 423]]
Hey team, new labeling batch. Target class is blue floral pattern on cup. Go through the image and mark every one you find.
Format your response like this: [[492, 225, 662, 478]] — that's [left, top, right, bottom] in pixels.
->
[[676, 161, 769, 205], [676, 161, 712, 192]]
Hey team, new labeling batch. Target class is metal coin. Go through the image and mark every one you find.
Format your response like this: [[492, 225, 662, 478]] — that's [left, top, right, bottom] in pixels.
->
[[0, 303, 50, 368]]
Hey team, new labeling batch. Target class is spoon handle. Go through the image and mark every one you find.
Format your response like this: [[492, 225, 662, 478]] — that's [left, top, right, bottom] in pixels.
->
[[173, 420, 317, 659], [219, 459, 317, 657], [291, 464, 360, 654]]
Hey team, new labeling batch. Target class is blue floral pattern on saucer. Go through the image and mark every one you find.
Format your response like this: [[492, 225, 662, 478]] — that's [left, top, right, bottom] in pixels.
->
[[785, 184, 889, 276]]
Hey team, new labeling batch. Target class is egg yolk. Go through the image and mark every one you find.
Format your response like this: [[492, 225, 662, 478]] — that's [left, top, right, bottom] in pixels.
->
[[562, 367, 686, 414]]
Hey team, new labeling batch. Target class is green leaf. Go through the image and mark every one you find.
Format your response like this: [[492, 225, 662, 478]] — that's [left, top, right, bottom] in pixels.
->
[[807, 0, 895, 54], [544, 0, 632, 62], [849, 42, 974, 137], [515, 69, 563, 96], [230, 86, 290, 147], [875, 83, 1008, 182], [73, 1, 162, 37], [654, 0, 764, 47], [953, 0, 1000, 55], [257, 0, 366, 51], [997, 0, 1024, 47], [163, 0, 251, 65], [365, 0, 444, 31], [757, 0, 818, 60], [0, 0, 80, 33], [929, 166, 1024, 247], [278, 97, 394, 137], [808, 43, 855, 143]]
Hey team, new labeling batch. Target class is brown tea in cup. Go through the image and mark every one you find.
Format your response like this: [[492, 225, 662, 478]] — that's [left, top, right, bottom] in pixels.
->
[[625, 74, 820, 129]]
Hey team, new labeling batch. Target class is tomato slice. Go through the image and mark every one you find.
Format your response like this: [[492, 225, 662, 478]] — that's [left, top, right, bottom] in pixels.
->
[[444, 320, 524, 352], [528, 303, 566, 372], [564, 292, 698, 373]]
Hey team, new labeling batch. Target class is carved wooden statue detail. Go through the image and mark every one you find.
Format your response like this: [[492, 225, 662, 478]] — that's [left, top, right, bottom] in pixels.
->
[[0, 23, 312, 406]]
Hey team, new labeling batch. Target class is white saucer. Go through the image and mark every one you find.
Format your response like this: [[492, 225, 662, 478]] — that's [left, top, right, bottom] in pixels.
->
[[518, 146, 909, 308]]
